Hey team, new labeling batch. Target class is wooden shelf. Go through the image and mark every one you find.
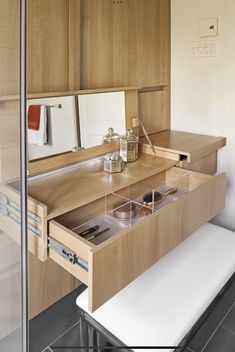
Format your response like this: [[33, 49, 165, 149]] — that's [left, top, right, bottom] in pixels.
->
[[140, 130, 226, 163], [0, 95, 19, 102], [28, 86, 141, 99], [28, 154, 177, 220]]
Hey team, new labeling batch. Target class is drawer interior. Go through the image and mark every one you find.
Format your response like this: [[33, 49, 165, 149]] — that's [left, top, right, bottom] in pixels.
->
[[52, 167, 212, 247]]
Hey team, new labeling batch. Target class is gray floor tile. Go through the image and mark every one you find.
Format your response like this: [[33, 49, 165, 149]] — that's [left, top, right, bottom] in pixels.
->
[[222, 280, 235, 306], [221, 305, 235, 333], [203, 326, 235, 352], [50, 321, 81, 350], [29, 285, 86, 352], [188, 301, 231, 352]]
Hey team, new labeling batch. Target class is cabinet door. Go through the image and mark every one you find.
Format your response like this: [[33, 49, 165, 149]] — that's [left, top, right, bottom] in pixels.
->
[[81, 0, 170, 88]]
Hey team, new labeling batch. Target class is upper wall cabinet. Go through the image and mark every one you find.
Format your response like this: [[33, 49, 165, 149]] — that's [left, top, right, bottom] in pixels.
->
[[27, 0, 170, 93], [80, 0, 170, 89], [28, 0, 69, 93], [27, 0, 81, 93]]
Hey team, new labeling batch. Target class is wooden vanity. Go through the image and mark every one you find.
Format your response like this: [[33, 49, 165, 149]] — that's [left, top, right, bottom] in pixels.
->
[[0, 0, 228, 320], [0, 140, 226, 312]]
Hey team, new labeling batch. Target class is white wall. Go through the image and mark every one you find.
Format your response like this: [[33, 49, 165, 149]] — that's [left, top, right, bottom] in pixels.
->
[[171, 0, 235, 230]]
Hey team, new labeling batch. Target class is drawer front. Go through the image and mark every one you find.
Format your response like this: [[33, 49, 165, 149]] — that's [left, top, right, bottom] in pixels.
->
[[49, 220, 94, 285], [141, 143, 181, 161], [89, 172, 226, 311], [48, 171, 226, 312], [178, 151, 218, 175], [0, 184, 48, 261]]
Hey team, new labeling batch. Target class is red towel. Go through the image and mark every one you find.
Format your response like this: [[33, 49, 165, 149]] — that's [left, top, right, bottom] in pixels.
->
[[28, 105, 41, 131]]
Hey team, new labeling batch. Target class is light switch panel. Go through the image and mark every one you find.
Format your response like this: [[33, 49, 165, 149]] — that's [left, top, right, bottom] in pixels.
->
[[190, 41, 217, 57], [200, 18, 218, 37]]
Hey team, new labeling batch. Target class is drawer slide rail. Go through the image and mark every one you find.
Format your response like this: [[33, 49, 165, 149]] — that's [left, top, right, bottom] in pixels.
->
[[48, 237, 88, 272], [0, 192, 42, 224], [0, 204, 41, 237]]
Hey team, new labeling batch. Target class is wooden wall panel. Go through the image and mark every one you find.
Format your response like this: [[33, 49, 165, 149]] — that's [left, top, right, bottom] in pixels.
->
[[68, 0, 81, 90], [0, 1, 19, 96], [0, 0, 20, 182], [128, 0, 170, 87], [80, 0, 170, 89], [80, 0, 118, 89], [29, 253, 79, 318], [0, 0, 18, 15], [27, 0, 70, 93], [139, 88, 170, 136]]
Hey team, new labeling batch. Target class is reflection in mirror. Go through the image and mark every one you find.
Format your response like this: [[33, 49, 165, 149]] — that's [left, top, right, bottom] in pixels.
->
[[78, 91, 126, 148], [27, 96, 79, 161], [27, 91, 126, 161]]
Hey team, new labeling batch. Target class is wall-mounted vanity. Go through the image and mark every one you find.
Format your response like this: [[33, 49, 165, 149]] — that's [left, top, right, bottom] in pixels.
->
[[0, 83, 226, 314]]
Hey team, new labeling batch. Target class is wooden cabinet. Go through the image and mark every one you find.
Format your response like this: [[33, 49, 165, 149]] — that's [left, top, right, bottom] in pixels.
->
[[0, 153, 226, 312], [81, 0, 170, 89], [141, 130, 227, 175], [28, 0, 170, 91], [28, 0, 71, 93], [27, 0, 171, 135]]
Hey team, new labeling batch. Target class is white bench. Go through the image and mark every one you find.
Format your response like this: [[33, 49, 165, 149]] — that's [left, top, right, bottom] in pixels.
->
[[76, 223, 235, 351]]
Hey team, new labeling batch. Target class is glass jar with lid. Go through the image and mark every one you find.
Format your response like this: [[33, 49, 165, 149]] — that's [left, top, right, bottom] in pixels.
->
[[103, 127, 120, 144], [120, 129, 139, 162]]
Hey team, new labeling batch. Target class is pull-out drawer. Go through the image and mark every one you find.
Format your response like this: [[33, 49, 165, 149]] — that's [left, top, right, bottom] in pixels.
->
[[0, 155, 177, 262], [48, 167, 226, 312]]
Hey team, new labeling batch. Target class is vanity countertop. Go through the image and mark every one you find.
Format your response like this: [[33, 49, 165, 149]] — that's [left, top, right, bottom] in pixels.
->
[[140, 130, 226, 162], [28, 154, 177, 219]]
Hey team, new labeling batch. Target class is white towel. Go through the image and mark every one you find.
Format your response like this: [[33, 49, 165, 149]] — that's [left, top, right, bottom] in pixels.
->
[[28, 105, 47, 146]]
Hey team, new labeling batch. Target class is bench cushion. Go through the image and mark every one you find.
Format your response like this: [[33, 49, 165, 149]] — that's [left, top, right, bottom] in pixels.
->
[[76, 223, 235, 351]]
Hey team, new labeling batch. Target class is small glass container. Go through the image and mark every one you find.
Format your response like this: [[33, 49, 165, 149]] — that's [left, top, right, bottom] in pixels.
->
[[103, 127, 120, 144], [103, 153, 125, 174], [120, 129, 139, 162]]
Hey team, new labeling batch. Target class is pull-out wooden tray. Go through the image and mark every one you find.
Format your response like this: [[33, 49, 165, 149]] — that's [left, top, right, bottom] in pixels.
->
[[48, 167, 226, 312], [0, 155, 177, 262]]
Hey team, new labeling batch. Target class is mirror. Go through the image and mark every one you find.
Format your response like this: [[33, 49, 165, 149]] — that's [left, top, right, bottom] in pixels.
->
[[27, 91, 126, 161], [78, 91, 126, 149]]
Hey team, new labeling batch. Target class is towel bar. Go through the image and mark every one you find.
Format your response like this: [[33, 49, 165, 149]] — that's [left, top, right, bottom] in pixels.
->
[[46, 104, 62, 109]]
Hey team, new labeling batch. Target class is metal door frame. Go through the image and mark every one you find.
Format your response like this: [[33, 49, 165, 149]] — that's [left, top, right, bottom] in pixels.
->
[[20, 0, 28, 351]]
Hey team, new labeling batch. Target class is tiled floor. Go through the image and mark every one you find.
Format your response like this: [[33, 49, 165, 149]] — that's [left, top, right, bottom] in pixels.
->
[[29, 284, 86, 352], [2, 275, 234, 352], [182, 277, 235, 352]]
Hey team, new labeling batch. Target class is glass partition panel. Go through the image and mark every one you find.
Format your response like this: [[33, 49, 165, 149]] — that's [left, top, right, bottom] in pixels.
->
[[0, 0, 27, 351]]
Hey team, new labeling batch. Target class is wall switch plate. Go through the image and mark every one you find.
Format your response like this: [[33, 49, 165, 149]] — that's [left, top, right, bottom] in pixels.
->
[[190, 41, 217, 57], [200, 18, 218, 37], [132, 117, 139, 128]]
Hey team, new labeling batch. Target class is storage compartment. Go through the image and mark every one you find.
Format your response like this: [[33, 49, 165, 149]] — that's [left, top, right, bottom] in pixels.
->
[[48, 167, 226, 312], [0, 155, 177, 262]]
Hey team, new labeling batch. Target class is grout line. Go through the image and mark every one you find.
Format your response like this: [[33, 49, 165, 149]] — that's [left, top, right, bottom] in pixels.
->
[[41, 346, 53, 352], [221, 325, 235, 336], [186, 347, 194, 352], [201, 302, 235, 352], [48, 319, 81, 348]]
